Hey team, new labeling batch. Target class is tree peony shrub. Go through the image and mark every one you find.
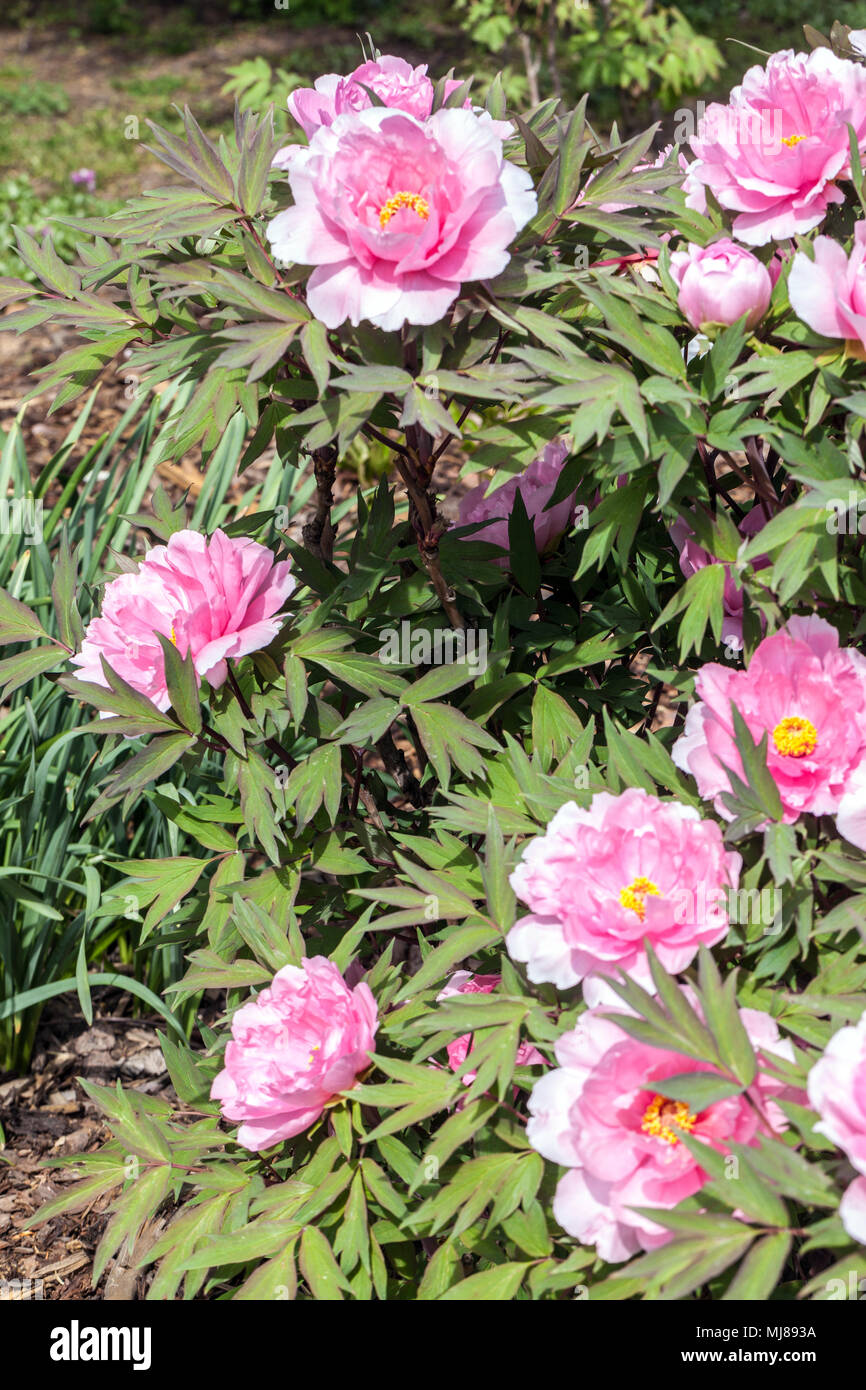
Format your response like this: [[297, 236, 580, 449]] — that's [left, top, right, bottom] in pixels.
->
[[6, 25, 866, 1306]]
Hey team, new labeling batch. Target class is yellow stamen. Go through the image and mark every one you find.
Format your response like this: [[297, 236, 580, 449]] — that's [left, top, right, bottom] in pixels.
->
[[619, 875, 660, 920], [641, 1094, 697, 1145], [169, 625, 177, 646], [308, 1044, 321, 1067], [378, 191, 430, 229], [772, 715, 817, 758], [781, 134, 807, 147]]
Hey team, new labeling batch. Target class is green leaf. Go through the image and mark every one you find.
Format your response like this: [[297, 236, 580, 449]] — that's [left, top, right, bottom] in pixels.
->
[[438, 1260, 531, 1300], [299, 1225, 347, 1300], [654, 1072, 745, 1109], [0, 587, 50, 643], [722, 1231, 791, 1301]]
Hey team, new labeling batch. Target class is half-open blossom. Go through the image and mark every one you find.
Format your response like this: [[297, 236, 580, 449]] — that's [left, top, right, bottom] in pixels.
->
[[686, 49, 866, 245], [437, 971, 545, 1082], [211, 956, 378, 1151], [788, 221, 866, 353], [267, 106, 536, 330], [286, 55, 466, 138], [670, 506, 769, 652], [506, 788, 741, 1000], [670, 239, 775, 332], [71, 528, 294, 713], [456, 438, 574, 564], [672, 616, 866, 833], [527, 1000, 798, 1261]]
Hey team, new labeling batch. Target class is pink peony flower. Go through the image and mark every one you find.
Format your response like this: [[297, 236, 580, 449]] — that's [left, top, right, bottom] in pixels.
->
[[266, 106, 536, 330], [211, 956, 378, 1151], [808, 1010, 866, 1177], [670, 239, 776, 332], [788, 221, 866, 352], [808, 1011, 866, 1244], [672, 616, 866, 834], [670, 506, 769, 652], [456, 438, 574, 564], [286, 56, 467, 138], [71, 528, 294, 713], [437, 971, 545, 1082], [506, 788, 741, 1000], [527, 999, 798, 1261], [686, 49, 866, 245]]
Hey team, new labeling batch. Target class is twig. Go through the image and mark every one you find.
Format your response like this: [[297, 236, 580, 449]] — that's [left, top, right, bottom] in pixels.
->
[[302, 444, 337, 563]]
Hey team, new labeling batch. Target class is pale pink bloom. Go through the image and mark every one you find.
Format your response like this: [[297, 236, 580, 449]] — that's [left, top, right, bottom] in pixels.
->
[[672, 616, 866, 832], [670, 239, 776, 332], [71, 528, 294, 713], [809, 1012, 866, 1244], [527, 999, 798, 1262], [788, 221, 866, 351], [267, 106, 536, 330], [437, 971, 545, 1082], [670, 506, 769, 652], [456, 438, 574, 563], [851, 31, 866, 59], [211, 956, 378, 1151], [286, 56, 466, 138], [841, 1178, 866, 1244], [686, 49, 866, 245], [506, 788, 741, 1000], [807, 1011, 866, 1177]]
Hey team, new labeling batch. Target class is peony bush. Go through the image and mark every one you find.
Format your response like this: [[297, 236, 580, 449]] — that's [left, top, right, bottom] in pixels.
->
[[4, 21, 866, 1301]]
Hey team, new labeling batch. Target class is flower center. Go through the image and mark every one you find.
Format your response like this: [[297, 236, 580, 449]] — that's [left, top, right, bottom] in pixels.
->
[[641, 1094, 697, 1145], [378, 191, 430, 229], [772, 715, 817, 758], [619, 875, 661, 920], [781, 133, 807, 147]]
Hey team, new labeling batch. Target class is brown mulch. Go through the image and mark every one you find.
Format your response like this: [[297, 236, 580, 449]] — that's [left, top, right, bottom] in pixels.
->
[[0, 990, 177, 1301]]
